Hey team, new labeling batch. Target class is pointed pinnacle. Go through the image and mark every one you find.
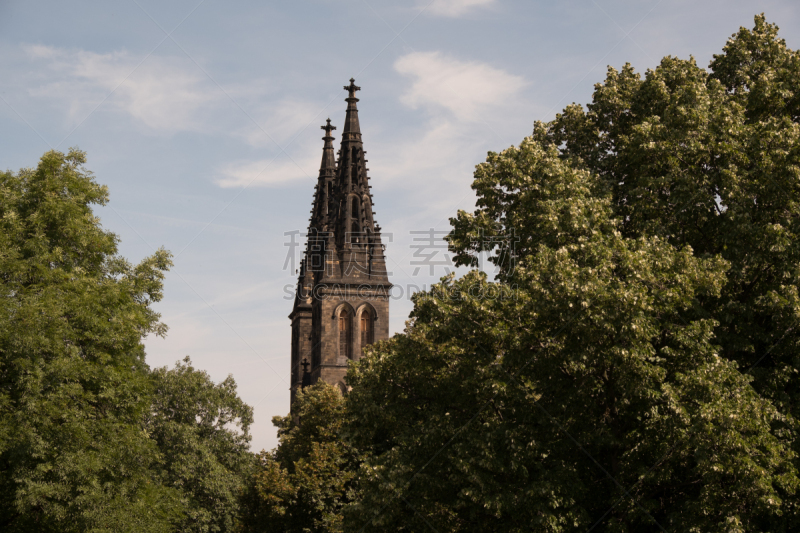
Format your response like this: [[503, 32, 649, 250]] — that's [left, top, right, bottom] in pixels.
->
[[321, 118, 336, 139], [344, 78, 360, 103]]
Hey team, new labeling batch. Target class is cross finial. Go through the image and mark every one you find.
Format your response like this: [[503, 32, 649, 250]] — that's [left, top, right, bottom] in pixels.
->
[[321, 118, 336, 138], [301, 358, 310, 373], [344, 78, 361, 100]]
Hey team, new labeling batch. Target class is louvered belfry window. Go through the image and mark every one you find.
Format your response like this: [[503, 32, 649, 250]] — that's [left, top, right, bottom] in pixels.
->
[[339, 309, 351, 359], [360, 312, 373, 347]]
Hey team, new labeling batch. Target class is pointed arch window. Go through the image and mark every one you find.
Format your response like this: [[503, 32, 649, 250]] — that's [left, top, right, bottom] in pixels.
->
[[360, 309, 374, 348], [338, 308, 352, 359]]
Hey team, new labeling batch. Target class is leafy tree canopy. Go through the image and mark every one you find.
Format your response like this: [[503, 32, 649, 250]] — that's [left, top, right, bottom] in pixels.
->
[[0, 149, 254, 533], [241, 383, 358, 533], [343, 14, 800, 532], [0, 149, 177, 532], [149, 357, 254, 533]]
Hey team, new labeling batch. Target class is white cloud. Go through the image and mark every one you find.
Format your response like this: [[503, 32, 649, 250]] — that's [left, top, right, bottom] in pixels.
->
[[216, 153, 319, 188], [353, 49, 532, 224], [365, 118, 484, 231], [233, 97, 324, 148], [394, 51, 526, 121], [426, 0, 497, 17], [219, 51, 528, 194], [21, 44, 332, 145], [371, 119, 472, 180], [24, 44, 217, 133]]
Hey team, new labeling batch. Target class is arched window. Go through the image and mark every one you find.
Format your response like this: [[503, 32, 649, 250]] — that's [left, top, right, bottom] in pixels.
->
[[360, 309, 374, 348], [338, 308, 352, 359]]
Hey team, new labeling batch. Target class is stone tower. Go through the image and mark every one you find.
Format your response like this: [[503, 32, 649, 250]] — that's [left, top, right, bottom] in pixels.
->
[[289, 79, 391, 406]]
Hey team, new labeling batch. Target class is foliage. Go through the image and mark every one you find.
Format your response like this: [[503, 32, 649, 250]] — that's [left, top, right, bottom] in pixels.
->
[[532, 16, 800, 433], [241, 383, 358, 533], [536, 13, 800, 525], [343, 15, 800, 532], [148, 357, 255, 533], [0, 149, 179, 532], [0, 149, 255, 533]]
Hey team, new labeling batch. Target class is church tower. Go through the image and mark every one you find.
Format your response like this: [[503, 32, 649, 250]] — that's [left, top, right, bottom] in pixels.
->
[[289, 79, 391, 406]]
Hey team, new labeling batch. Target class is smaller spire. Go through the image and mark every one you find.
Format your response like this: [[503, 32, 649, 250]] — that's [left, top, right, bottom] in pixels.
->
[[319, 118, 337, 172]]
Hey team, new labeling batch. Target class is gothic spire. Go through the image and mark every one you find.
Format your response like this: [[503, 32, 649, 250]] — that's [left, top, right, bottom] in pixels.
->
[[342, 78, 361, 141], [310, 78, 389, 282], [309, 118, 337, 229], [305, 119, 339, 284], [294, 80, 389, 284], [320, 118, 336, 172]]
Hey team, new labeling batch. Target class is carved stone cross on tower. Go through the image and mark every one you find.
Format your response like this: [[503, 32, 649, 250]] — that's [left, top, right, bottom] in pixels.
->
[[344, 78, 360, 101], [321, 118, 336, 138], [300, 358, 312, 389]]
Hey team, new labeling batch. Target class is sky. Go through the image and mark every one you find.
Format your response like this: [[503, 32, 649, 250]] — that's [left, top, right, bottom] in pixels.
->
[[2, 0, 798, 451]]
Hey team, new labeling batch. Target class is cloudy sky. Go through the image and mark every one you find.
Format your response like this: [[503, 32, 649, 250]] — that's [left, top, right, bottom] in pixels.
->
[[2, 0, 798, 451]]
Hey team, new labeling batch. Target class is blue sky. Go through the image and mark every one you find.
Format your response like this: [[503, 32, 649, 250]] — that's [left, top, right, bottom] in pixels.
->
[[2, 0, 798, 451]]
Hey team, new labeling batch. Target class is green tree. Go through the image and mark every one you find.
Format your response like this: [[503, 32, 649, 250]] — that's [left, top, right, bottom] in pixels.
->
[[0, 149, 256, 533], [343, 17, 800, 529], [532, 16, 800, 421], [347, 141, 795, 531], [241, 382, 358, 533], [0, 149, 180, 532], [524, 14, 800, 525], [148, 357, 255, 533]]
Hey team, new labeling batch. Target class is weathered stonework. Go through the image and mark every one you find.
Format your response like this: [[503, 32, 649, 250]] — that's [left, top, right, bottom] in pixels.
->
[[289, 79, 391, 408]]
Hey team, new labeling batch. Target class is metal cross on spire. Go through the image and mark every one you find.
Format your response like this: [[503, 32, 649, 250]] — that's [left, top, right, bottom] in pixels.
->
[[344, 78, 360, 101]]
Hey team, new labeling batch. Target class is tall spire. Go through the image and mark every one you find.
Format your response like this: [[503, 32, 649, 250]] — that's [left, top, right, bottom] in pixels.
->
[[312, 78, 389, 282], [298, 80, 389, 285], [342, 78, 361, 141]]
